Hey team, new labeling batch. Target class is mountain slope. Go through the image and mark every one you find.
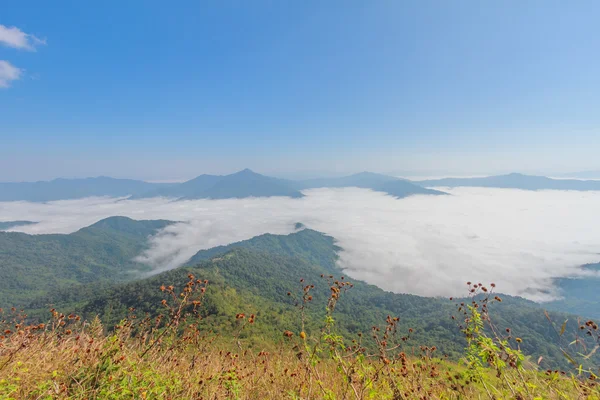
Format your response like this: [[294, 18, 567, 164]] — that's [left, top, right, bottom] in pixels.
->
[[415, 173, 600, 191], [134, 169, 303, 200], [189, 169, 303, 199], [130, 174, 223, 199], [295, 172, 446, 198], [296, 172, 402, 189], [0, 177, 172, 202], [188, 228, 341, 273], [0, 221, 36, 231], [28, 229, 597, 370], [376, 179, 446, 198], [0, 171, 452, 202], [546, 263, 600, 319], [0, 216, 173, 306]]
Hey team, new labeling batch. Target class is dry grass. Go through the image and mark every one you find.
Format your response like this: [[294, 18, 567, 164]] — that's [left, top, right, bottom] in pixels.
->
[[0, 275, 598, 399]]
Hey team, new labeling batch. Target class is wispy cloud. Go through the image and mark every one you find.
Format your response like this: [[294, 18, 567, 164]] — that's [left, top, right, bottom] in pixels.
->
[[1, 188, 600, 301], [0, 60, 22, 88], [0, 25, 46, 51]]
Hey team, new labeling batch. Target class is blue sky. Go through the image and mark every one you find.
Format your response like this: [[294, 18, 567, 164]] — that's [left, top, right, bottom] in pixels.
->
[[1, 1, 599, 181]]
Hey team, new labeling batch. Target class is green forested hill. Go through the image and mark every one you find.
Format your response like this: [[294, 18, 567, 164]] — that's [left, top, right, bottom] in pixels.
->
[[0, 216, 173, 306], [3, 219, 597, 370], [27, 229, 597, 370], [188, 228, 341, 272], [547, 263, 600, 319]]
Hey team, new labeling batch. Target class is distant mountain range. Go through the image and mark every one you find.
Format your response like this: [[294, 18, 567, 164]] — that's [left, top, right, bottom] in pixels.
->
[[414, 173, 600, 191], [557, 170, 600, 179], [0, 169, 444, 202], [295, 171, 445, 198], [134, 169, 304, 200], [295, 171, 403, 189], [0, 177, 172, 202], [4, 171, 600, 202], [0, 220, 37, 230], [133, 170, 444, 200]]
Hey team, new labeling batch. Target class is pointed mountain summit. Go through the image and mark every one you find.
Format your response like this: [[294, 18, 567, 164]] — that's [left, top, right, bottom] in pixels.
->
[[135, 169, 303, 200], [186, 169, 303, 199], [77, 216, 174, 238]]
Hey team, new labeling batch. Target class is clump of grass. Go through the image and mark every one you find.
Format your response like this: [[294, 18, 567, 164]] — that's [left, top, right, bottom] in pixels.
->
[[0, 275, 598, 399]]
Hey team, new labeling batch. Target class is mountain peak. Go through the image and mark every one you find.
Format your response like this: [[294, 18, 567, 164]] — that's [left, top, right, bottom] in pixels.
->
[[85, 216, 137, 229], [78, 216, 175, 237], [234, 168, 258, 175], [350, 171, 395, 179]]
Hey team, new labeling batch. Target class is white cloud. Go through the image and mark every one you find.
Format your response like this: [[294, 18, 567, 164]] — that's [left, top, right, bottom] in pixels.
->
[[0, 60, 22, 88], [1, 188, 600, 302], [0, 25, 45, 50]]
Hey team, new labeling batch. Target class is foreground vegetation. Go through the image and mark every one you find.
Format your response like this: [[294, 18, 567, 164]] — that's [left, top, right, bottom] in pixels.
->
[[1, 272, 598, 399], [3, 217, 599, 363], [13, 231, 599, 373]]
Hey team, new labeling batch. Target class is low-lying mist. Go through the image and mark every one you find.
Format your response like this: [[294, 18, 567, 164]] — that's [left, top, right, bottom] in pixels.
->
[[1, 187, 599, 302]]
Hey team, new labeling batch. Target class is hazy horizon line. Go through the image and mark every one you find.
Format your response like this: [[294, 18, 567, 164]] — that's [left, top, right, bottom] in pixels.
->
[[3, 168, 600, 184]]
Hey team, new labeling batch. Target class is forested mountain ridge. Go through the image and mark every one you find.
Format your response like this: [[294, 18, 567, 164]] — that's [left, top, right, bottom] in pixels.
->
[[1, 214, 598, 371], [548, 262, 600, 319], [0, 216, 174, 305], [26, 227, 598, 370], [187, 227, 341, 272]]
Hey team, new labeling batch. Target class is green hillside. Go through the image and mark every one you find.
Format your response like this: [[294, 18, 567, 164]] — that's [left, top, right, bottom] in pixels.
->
[[28, 228, 598, 370], [546, 263, 600, 319], [188, 227, 341, 272], [0, 216, 173, 306]]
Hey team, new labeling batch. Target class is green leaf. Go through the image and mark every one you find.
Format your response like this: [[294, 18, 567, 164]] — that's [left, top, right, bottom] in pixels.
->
[[583, 345, 599, 360], [561, 349, 577, 366], [560, 319, 568, 336]]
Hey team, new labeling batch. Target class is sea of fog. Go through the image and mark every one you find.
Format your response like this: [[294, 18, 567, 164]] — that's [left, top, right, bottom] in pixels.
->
[[1, 187, 600, 302]]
